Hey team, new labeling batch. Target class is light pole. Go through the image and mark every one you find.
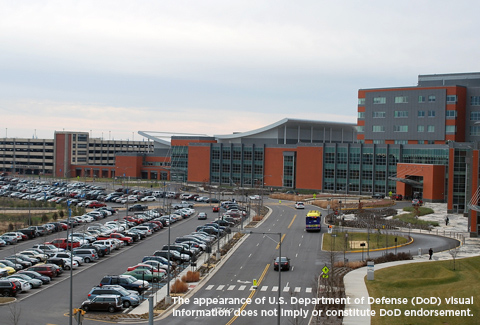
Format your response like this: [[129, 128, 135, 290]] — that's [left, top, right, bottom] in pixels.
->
[[243, 231, 282, 325], [67, 200, 73, 325]]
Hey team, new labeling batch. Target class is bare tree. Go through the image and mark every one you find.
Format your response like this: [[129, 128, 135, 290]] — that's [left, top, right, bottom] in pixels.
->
[[8, 302, 21, 325], [449, 245, 460, 271]]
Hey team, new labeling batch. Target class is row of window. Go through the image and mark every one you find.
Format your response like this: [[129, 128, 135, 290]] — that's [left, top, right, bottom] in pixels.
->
[[211, 150, 264, 161], [360, 95, 480, 106], [372, 125, 438, 133]]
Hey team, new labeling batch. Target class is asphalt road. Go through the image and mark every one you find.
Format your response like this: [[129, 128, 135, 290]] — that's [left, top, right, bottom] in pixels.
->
[[0, 198, 461, 325]]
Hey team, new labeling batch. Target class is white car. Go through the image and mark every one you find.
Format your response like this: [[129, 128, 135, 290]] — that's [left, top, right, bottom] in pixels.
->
[[295, 202, 305, 209], [141, 196, 156, 202], [249, 195, 261, 200], [51, 252, 84, 266], [13, 278, 32, 292]]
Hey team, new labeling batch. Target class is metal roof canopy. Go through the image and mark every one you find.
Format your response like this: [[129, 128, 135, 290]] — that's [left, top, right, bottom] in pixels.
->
[[389, 177, 423, 187]]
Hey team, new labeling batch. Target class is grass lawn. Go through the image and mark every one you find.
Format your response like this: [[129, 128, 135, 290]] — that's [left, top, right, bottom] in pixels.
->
[[395, 206, 439, 228], [323, 232, 409, 251], [366, 256, 480, 324]]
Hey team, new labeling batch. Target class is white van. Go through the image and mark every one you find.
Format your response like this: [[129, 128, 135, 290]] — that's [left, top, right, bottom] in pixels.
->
[[152, 191, 163, 197]]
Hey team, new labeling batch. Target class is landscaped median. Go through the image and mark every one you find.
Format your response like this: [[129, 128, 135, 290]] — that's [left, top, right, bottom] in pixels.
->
[[366, 256, 480, 324], [323, 231, 411, 253]]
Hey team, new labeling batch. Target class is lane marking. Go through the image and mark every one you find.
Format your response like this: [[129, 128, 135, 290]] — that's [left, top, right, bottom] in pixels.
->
[[275, 234, 286, 250], [294, 287, 301, 293], [226, 264, 269, 325], [217, 285, 225, 290], [283, 287, 290, 292], [272, 286, 278, 292], [227, 285, 235, 291], [261, 286, 268, 292], [306, 288, 312, 293], [288, 214, 297, 229], [206, 285, 214, 290], [238, 285, 246, 291]]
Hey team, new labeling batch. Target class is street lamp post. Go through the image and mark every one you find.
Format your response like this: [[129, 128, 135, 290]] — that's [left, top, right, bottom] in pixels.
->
[[243, 231, 282, 325]]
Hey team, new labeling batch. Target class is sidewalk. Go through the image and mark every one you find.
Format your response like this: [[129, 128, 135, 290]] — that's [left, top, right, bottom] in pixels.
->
[[343, 203, 480, 325]]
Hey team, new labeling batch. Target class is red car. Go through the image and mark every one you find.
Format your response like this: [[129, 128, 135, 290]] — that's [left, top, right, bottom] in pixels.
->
[[212, 206, 220, 212], [27, 265, 58, 279], [47, 238, 81, 250], [87, 201, 106, 208]]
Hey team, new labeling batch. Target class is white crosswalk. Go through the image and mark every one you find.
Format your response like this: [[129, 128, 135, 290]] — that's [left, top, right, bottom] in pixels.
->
[[204, 284, 313, 293]]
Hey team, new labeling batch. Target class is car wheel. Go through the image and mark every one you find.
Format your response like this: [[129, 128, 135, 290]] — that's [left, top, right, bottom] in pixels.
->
[[84, 257, 91, 263], [83, 306, 89, 312], [108, 306, 116, 313], [2, 290, 10, 297], [123, 301, 131, 308], [65, 265, 71, 270]]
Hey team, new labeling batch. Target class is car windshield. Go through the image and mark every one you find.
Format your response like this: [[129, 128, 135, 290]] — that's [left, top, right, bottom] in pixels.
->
[[275, 257, 289, 262], [123, 276, 135, 284]]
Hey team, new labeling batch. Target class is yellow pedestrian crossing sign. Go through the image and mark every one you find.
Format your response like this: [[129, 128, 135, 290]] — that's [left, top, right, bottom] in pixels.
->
[[253, 279, 258, 289], [322, 266, 329, 278]]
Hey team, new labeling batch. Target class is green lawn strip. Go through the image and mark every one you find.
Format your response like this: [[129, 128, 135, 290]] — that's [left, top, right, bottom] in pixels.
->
[[366, 256, 480, 325], [394, 207, 440, 228], [323, 232, 409, 252]]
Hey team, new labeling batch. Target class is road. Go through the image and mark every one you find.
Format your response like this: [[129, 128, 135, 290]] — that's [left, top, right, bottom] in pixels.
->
[[0, 199, 461, 325], [163, 199, 460, 325]]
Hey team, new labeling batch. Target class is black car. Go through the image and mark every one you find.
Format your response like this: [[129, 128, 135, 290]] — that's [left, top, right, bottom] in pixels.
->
[[81, 295, 123, 313], [79, 244, 109, 257], [0, 279, 20, 297], [18, 270, 51, 284], [100, 275, 149, 294], [273, 257, 291, 271]]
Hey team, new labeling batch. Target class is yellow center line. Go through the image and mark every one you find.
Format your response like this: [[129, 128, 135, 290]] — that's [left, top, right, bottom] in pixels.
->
[[275, 234, 286, 250], [287, 214, 297, 229], [225, 264, 270, 325]]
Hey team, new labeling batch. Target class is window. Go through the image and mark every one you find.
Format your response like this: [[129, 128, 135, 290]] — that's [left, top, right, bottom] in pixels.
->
[[418, 140, 425, 144], [446, 125, 456, 133], [428, 95, 436, 102], [427, 125, 435, 132], [471, 126, 480, 136], [373, 111, 386, 118], [471, 112, 480, 121], [394, 96, 408, 103], [358, 112, 365, 119], [372, 126, 385, 132], [395, 140, 408, 144], [418, 110, 425, 117], [358, 98, 365, 105], [428, 110, 436, 117], [356, 126, 365, 132], [373, 140, 385, 144], [471, 96, 480, 106], [394, 111, 408, 118], [417, 125, 424, 132], [373, 97, 386, 104], [418, 95, 426, 103], [446, 95, 457, 103], [446, 110, 457, 118], [394, 125, 408, 132]]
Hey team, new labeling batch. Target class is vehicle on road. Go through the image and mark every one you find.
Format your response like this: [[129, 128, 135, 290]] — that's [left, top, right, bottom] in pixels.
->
[[295, 202, 305, 209], [273, 257, 291, 271], [197, 212, 207, 220], [305, 210, 322, 232]]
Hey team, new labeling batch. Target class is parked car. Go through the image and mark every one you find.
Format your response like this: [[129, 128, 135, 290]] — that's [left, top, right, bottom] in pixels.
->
[[99, 275, 149, 294], [81, 295, 123, 313], [87, 285, 140, 308], [122, 269, 162, 283], [0, 279, 20, 297], [412, 199, 423, 206], [72, 248, 99, 263], [7, 273, 42, 288], [17, 270, 51, 284], [27, 265, 59, 279]]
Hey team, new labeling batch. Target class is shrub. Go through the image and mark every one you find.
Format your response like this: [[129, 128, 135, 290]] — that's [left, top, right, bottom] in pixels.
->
[[41, 214, 49, 222], [252, 215, 263, 221], [181, 271, 200, 282], [170, 279, 188, 293]]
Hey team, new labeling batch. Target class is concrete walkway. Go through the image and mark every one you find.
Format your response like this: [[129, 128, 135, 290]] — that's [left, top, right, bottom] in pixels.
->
[[343, 203, 479, 324]]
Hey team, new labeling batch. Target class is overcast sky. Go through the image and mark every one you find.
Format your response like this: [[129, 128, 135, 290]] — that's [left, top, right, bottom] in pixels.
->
[[1, 1, 479, 141]]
